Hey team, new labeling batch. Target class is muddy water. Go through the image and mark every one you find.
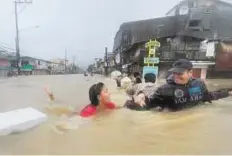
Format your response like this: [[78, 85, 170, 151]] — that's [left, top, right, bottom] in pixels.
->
[[0, 75, 232, 154]]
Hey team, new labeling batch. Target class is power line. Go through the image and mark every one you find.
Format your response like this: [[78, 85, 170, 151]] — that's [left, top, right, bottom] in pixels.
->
[[18, 4, 28, 15], [0, 45, 16, 52], [0, 41, 16, 52], [6, 4, 28, 16], [0, 41, 28, 55], [0, 41, 14, 47]]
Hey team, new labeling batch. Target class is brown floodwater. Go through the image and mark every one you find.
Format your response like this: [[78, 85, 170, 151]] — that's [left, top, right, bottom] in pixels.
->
[[0, 75, 232, 155]]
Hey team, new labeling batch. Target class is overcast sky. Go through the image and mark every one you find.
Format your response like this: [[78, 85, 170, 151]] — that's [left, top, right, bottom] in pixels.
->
[[0, 0, 230, 68]]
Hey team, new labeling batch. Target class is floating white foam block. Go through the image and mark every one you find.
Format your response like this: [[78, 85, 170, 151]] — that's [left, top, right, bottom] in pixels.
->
[[0, 107, 47, 135]]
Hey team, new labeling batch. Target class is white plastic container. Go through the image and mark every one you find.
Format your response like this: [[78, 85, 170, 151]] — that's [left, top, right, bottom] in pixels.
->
[[0, 107, 47, 135]]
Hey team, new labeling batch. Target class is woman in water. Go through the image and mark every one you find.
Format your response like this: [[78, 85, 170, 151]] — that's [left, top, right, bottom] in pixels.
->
[[80, 82, 118, 117], [44, 82, 118, 118]]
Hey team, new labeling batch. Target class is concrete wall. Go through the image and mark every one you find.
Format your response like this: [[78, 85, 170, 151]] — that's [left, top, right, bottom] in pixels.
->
[[0, 58, 10, 77], [207, 65, 232, 78], [0, 59, 9, 67]]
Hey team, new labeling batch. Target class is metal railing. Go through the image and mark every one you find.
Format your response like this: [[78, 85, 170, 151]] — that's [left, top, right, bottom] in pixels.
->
[[156, 46, 212, 61]]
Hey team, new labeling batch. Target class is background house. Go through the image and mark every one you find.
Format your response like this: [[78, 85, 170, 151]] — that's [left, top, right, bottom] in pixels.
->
[[0, 54, 10, 77]]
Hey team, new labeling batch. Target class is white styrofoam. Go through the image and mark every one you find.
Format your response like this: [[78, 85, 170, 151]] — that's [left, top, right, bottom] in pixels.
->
[[0, 107, 47, 135]]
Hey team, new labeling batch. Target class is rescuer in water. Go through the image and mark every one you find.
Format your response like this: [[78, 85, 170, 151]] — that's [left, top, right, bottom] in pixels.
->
[[125, 59, 232, 111]]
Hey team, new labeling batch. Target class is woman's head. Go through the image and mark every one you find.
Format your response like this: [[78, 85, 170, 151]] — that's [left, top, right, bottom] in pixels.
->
[[89, 82, 111, 106]]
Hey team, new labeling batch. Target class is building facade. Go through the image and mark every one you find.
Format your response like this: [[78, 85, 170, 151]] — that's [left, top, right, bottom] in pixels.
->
[[112, 0, 232, 79], [0, 53, 64, 77], [0, 56, 10, 77]]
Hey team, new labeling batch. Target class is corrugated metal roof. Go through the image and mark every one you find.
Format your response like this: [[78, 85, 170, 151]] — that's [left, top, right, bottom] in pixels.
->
[[113, 15, 188, 51], [113, 0, 232, 52]]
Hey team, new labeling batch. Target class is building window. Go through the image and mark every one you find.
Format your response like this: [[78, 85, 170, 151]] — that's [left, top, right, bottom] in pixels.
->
[[21, 60, 29, 66], [206, 7, 212, 13], [10, 60, 17, 68], [190, 1, 197, 8], [189, 20, 200, 27], [179, 4, 189, 15]]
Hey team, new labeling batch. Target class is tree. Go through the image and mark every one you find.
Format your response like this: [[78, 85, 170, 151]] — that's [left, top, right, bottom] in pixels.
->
[[87, 64, 94, 73]]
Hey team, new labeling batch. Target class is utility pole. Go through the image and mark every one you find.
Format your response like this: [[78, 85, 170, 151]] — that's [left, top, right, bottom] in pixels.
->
[[72, 56, 75, 73], [105, 47, 108, 76], [64, 47, 67, 74], [119, 46, 123, 72], [14, 3, 20, 75], [13, 0, 32, 75]]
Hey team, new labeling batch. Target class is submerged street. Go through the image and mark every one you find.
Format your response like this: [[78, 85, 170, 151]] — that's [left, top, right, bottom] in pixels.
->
[[0, 75, 232, 154], [1, 0, 232, 154]]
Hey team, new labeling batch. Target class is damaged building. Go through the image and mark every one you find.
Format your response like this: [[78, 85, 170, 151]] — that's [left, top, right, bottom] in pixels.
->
[[112, 0, 232, 79]]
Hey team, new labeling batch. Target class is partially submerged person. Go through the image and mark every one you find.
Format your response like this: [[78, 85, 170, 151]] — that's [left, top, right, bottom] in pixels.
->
[[126, 59, 232, 111], [133, 72, 142, 84], [120, 75, 132, 89], [43, 83, 118, 117], [126, 73, 156, 98], [115, 75, 122, 87], [115, 73, 132, 89], [124, 73, 157, 111], [53, 83, 117, 133], [80, 82, 119, 117]]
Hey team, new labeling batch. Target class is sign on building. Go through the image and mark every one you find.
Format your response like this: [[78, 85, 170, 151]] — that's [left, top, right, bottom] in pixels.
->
[[145, 39, 160, 56], [143, 39, 160, 82], [144, 57, 160, 64], [142, 66, 159, 79]]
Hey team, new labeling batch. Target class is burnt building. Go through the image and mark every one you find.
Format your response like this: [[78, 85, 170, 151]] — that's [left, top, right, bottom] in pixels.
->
[[112, 0, 232, 78], [106, 52, 116, 73]]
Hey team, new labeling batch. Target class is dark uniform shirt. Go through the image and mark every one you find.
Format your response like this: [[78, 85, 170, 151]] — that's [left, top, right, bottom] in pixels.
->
[[126, 76, 229, 111]]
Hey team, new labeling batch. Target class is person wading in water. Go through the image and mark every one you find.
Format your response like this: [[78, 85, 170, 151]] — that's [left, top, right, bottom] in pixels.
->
[[126, 59, 232, 111]]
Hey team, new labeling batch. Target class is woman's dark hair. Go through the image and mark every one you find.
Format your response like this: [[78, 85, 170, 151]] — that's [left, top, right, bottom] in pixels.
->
[[135, 77, 142, 84], [144, 73, 156, 83], [89, 82, 105, 106]]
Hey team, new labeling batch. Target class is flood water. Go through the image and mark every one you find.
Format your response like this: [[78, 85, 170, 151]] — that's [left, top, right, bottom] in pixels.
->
[[0, 75, 232, 154]]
